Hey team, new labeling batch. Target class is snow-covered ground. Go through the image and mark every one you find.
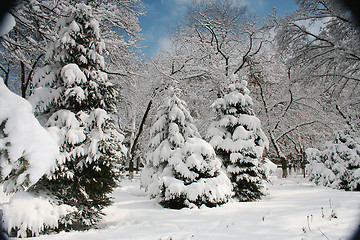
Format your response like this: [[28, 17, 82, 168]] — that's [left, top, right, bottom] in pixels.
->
[[7, 170, 360, 240]]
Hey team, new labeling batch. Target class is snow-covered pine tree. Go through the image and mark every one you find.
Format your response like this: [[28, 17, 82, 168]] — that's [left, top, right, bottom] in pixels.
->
[[141, 88, 200, 197], [208, 73, 269, 202], [158, 137, 233, 209], [29, 3, 126, 230], [141, 88, 232, 209], [306, 129, 360, 191]]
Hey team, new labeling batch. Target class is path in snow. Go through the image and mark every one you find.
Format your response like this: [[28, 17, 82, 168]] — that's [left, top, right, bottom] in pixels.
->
[[22, 172, 360, 240]]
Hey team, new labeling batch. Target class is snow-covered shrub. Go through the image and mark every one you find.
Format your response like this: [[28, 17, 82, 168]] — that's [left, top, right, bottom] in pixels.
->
[[0, 79, 58, 193], [306, 130, 360, 191], [159, 137, 233, 209], [208, 74, 269, 201], [141, 88, 233, 209], [1, 192, 75, 238], [260, 158, 278, 182], [28, 3, 126, 230]]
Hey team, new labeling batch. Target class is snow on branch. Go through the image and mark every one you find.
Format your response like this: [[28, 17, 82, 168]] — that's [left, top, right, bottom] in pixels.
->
[[0, 79, 58, 193]]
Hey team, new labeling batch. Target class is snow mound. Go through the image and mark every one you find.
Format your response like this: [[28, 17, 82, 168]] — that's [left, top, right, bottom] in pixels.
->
[[61, 63, 87, 85], [1, 191, 76, 237]]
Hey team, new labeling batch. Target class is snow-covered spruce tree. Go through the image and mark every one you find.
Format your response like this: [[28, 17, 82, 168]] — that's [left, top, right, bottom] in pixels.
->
[[306, 130, 360, 191], [0, 79, 78, 238], [29, 3, 126, 230], [208, 74, 269, 202], [141, 88, 232, 209], [141, 88, 200, 195]]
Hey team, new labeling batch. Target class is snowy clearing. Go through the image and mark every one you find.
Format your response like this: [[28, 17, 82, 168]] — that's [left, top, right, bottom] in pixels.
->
[[6, 170, 360, 240]]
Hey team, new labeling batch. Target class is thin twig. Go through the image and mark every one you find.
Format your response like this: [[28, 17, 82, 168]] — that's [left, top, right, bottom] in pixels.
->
[[318, 227, 330, 240]]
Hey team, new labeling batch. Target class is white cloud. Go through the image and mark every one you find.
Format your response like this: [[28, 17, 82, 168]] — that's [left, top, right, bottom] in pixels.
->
[[257, 0, 264, 8], [155, 36, 175, 55], [175, 0, 192, 3], [296, 17, 331, 35], [229, 0, 249, 7]]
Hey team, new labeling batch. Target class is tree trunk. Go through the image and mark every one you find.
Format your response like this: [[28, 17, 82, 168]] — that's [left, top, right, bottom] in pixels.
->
[[21, 61, 26, 98], [129, 160, 134, 180], [21, 54, 44, 98], [269, 130, 287, 178], [128, 99, 152, 177], [136, 156, 140, 174], [301, 147, 306, 178], [280, 156, 287, 178], [0, 65, 10, 87]]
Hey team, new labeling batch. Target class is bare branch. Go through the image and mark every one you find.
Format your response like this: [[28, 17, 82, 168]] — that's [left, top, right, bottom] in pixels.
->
[[103, 70, 128, 77], [335, 104, 356, 132], [274, 89, 293, 130], [203, 24, 229, 75], [25, 53, 44, 97], [312, 74, 360, 82], [290, 23, 334, 47], [234, 32, 253, 74], [276, 121, 319, 142]]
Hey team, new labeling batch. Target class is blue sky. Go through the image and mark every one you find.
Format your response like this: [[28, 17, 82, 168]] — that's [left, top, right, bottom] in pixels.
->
[[138, 0, 297, 58]]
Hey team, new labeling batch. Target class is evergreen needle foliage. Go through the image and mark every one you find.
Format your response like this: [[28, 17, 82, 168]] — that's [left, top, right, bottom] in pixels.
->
[[208, 74, 269, 201], [29, 3, 126, 231], [141, 88, 233, 209], [306, 129, 360, 191]]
